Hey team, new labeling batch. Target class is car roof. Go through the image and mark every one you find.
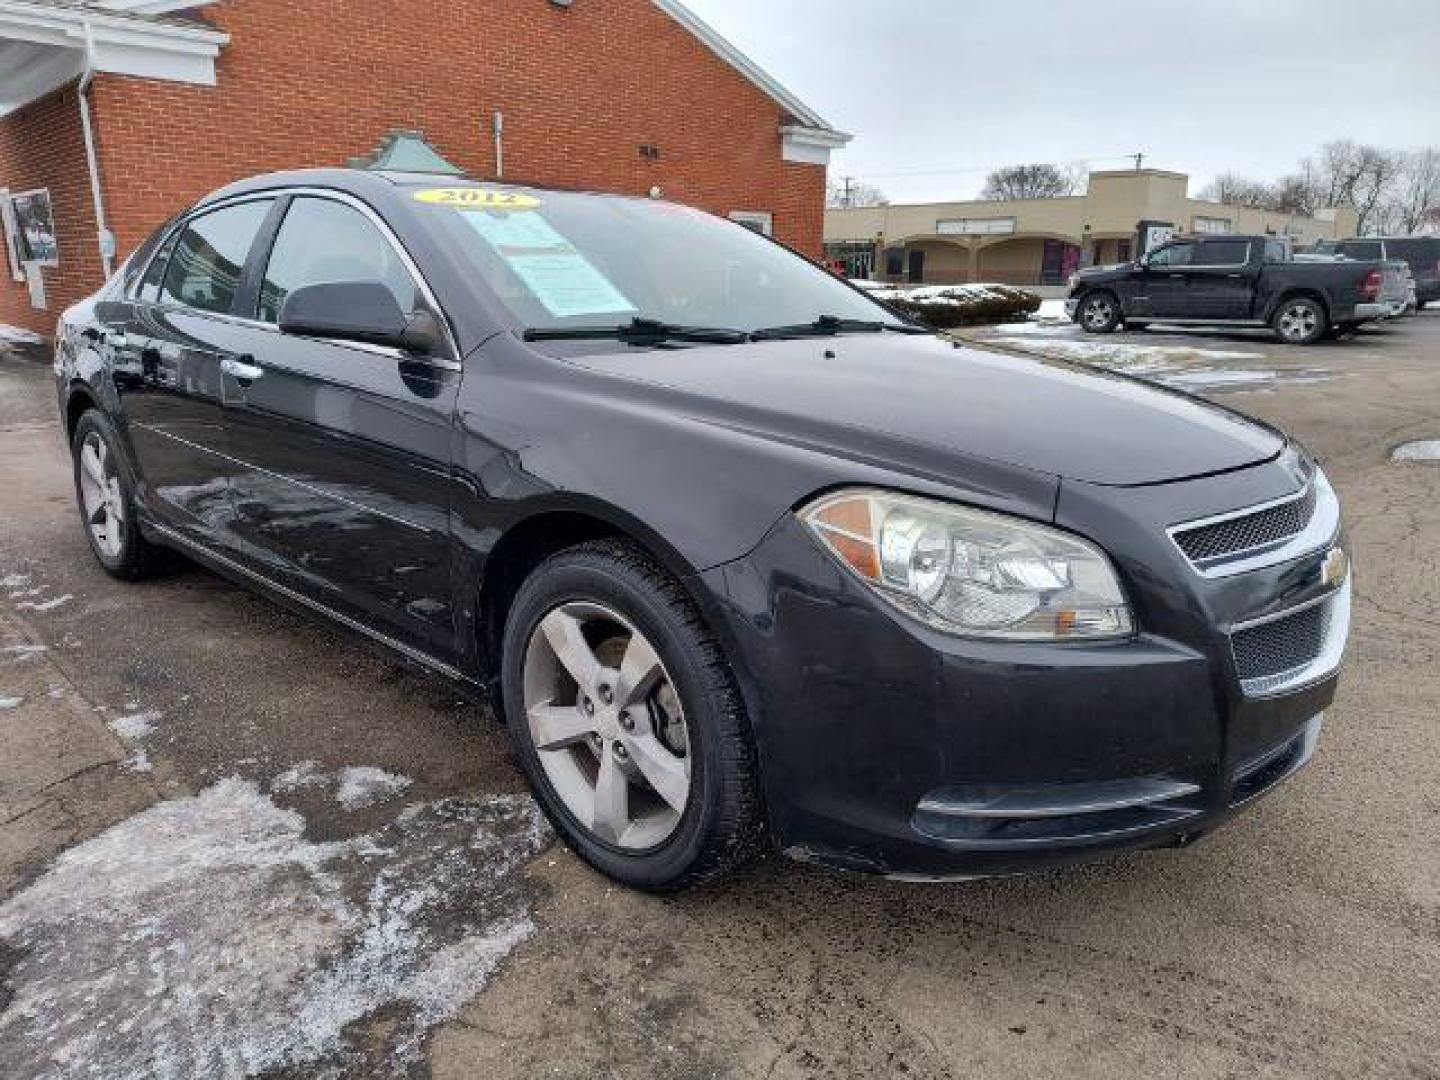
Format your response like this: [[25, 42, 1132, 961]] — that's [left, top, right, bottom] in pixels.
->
[[195, 167, 660, 210]]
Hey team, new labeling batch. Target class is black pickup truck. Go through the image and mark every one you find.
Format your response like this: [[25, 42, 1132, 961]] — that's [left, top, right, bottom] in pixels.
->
[[1065, 234, 1404, 344]]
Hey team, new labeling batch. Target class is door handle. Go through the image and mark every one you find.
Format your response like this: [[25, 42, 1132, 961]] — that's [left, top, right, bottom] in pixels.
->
[[221, 355, 264, 382]]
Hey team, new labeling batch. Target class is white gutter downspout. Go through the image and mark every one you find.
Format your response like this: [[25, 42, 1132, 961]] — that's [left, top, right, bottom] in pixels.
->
[[77, 20, 115, 280]]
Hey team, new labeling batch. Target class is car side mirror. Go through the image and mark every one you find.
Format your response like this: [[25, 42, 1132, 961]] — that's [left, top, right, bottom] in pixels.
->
[[279, 282, 437, 355]]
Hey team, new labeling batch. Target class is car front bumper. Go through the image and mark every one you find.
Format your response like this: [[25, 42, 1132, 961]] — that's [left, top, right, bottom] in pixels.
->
[[701, 459, 1347, 878]]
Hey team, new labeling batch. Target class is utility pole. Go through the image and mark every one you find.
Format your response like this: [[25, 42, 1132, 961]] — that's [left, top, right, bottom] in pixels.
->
[[841, 176, 855, 209], [1133, 152, 1145, 171]]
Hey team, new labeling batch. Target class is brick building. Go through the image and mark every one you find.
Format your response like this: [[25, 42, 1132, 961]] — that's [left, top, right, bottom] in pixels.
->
[[0, 0, 848, 334]]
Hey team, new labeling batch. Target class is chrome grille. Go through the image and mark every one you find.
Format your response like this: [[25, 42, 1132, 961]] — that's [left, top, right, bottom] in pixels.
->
[[1174, 485, 1317, 564], [1232, 602, 1330, 682]]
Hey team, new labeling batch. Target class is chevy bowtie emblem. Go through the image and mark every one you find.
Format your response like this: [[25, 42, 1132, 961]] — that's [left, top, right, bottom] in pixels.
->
[[1322, 546, 1349, 589]]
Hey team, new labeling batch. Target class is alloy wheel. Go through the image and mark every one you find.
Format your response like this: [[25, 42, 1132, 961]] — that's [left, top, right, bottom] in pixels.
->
[[78, 431, 126, 559], [1082, 296, 1114, 329], [522, 600, 691, 850], [1278, 302, 1319, 342]]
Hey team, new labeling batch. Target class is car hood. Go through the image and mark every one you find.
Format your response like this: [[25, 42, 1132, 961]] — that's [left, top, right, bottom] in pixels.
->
[[565, 334, 1284, 487]]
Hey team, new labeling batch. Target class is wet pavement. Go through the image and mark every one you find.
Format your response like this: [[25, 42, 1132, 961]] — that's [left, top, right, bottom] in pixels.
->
[[2, 312, 1439, 1078]]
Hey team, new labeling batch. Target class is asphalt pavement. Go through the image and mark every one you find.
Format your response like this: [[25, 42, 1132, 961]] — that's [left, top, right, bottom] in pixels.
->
[[1, 313, 1437, 1078]]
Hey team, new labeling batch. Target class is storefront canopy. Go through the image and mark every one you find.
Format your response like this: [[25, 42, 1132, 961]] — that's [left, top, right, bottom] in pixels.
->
[[0, 0, 227, 116]]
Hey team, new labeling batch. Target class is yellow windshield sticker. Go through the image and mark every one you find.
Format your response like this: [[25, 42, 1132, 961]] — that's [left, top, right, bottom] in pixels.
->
[[412, 188, 541, 211]]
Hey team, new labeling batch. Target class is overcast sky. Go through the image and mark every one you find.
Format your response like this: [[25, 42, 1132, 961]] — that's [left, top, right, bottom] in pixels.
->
[[681, 0, 1440, 203]]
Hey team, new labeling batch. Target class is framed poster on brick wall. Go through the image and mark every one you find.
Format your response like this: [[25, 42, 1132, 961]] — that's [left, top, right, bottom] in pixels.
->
[[10, 188, 59, 268]]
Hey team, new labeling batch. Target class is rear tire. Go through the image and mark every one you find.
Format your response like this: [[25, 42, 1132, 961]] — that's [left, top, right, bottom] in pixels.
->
[[500, 538, 765, 891], [70, 409, 172, 580], [1077, 291, 1121, 334], [1272, 297, 1328, 345]]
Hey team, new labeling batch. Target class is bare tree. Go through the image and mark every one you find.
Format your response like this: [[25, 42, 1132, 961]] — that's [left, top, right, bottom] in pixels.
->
[[1199, 172, 1276, 208], [1302, 140, 1403, 234], [980, 164, 1081, 201], [826, 178, 889, 209], [1390, 149, 1440, 234]]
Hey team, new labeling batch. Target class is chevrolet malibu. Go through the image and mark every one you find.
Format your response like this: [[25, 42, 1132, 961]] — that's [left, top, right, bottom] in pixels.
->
[[54, 169, 1351, 889]]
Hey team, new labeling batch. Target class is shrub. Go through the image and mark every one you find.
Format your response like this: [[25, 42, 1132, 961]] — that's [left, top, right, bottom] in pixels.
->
[[858, 283, 1042, 329]]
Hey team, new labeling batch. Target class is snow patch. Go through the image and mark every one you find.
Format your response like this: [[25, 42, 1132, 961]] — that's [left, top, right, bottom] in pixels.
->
[[108, 709, 161, 742], [16, 594, 73, 613], [336, 766, 414, 810], [1, 644, 48, 662], [0, 696, 22, 710], [0, 323, 43, 345], [1392, 440, 1440, 462], [988, 336, 1331, 394], [1, 573, 32, 589], [272, 760, 326, 792], [0, 779, 551, 1077]]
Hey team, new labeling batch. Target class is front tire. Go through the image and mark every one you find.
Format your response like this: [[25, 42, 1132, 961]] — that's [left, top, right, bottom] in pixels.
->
[[1077, 291, 1121, 334], [70, 409, 170, 580], [500, 539, 764, 891], [1272, 297, 1328, 345]]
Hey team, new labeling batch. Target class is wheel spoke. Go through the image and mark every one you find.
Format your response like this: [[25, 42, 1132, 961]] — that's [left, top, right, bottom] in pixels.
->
[[616, 633, 663, 708], [591, 752, 629, 843], [108, 481, 126, 523], [622, 731, 689, 813], [528, 702, 596, 751], [81, 443, 106, 487], [539, 609, 603, 693]]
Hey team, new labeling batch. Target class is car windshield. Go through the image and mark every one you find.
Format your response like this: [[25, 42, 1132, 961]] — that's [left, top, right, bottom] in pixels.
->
[[407, 184, 911, 341]]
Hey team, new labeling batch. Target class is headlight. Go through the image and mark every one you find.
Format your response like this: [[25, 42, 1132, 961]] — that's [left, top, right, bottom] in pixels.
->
[[801, 489, 1133, 641]]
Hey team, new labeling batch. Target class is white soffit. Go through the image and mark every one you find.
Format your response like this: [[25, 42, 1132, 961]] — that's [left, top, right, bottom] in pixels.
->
[[653, 0, 851, 164], [0, 0, 227, 115]]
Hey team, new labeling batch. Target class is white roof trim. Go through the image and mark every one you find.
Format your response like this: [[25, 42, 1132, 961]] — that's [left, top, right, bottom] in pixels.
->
[[653, 0, 849, 144], [0, 1, 227, 48], [0, 0, 226, 114], [781, 124, 850, 166]]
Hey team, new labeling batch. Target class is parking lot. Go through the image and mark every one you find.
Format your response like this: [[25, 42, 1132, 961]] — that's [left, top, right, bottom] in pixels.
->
[[2, 313, 1439, 1078]]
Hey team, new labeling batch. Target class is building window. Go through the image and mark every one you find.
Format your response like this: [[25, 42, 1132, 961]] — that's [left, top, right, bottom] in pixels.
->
[[7, 188, 59, 268], [884, 247, 905, 277], [937, 216, 1016, 236], [1116, 240, 1132, 262], [1193, 215, 1232, 235], [824, 242, 876, 280], [728, 211, 773, 236]]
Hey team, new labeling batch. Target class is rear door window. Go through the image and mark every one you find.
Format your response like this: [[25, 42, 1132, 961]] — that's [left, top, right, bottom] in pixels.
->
[[1337, 241, 1383, 261], [1196, 239, 1250, 266], [255, 197, 418, 324], [159, 199, 274, 314]]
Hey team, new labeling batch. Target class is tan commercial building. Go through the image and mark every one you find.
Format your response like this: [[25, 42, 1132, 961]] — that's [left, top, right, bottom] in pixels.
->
[[824, 168, 1359, 287]]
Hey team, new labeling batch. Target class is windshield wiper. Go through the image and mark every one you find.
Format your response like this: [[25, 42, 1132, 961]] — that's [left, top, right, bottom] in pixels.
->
[[522, 317, 749, 345], [750, 314, 931, 341]]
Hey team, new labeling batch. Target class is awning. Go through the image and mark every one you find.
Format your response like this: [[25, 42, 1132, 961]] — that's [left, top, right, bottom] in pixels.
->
[[0, 0, 228, 116]]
